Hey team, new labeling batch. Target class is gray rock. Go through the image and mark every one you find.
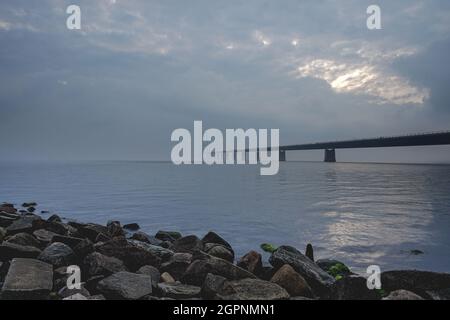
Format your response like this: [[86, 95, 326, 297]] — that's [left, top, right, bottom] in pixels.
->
[[123, 223, 140, 231], [217, 278, 290, 300], [73, 238, 95, 258], [137, 265, 160, 287], [76, 224, 109, 242], [0, 242, 42, 261], [269, 246, 335, 296], [182, 253, 256, 286], [130, 240, 174, 262], [201, 273, 227, 299], [0, 227, 6, 243], [383, 289, 424, 300], [97, 271, 153, 300], [155, 230, 182, 242], [22, 202, 37, 208], [106, 221, 124, 238], [130, 231, 163, 246], [158, 283, 201, 299], [38, 242, 76, 268], [204, 243, 234, 263], [33, 229, 58, 245], [1, 258, 53, 299], [172, 235, 203, 253], [47, 214, 62, 223], [51, 235, 84, 249], [270, 264, 313, 298], [330, 275, 380, 300], [83, 252, 127, 277], [160, 252, 192, 280], [0, 215, 16, 228], [381, 270, 450, 296], [5, 232, 40, 248], [161, 272, 176, 283], [202, 231, 233, 250], [6, 216, 40, 235]]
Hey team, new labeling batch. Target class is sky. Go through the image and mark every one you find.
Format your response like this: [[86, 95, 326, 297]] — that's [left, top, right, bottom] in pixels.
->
[[1, 0, 450, 162]]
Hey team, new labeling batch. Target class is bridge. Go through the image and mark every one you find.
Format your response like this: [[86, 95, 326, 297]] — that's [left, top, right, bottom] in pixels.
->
[[278, 130, 450, 162]]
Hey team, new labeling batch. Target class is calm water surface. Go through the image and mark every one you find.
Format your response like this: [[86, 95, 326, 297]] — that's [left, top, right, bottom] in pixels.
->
[[1, 161, 450, 274]]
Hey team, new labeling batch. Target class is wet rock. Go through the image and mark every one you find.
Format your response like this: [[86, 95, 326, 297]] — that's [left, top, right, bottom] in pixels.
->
[[155, 230, 182, 242], [0, 242, 42, 261], [381, 270, 450, 297], [269, 246, 335, 296], [383, 289, 424, 300], [202, 231, 233, 250], [216, 278, 290, 300], [83, 252, 127, 277], [161, 272, 176, 283], [38, 242, 76, 268], [270, 264, 313, 298], [22, 202, 37, 208], [106, 221, 124, 238], [182, 253, 256, 286], [95, 237, 161, 271], [33, 229, 58, 246], [204, 243, 234, 263], [97, 271, 153, 300], [130, 240, 174, 262], [201, 273, 227, 299], [160, 252, 192, 280], [123, 223, 140, 231], [158, 283, 201, 299], [305, 244, 314, 261], [6, 216, 41, 235], [52, 235, 84, 249], [1, 258, 53, 299], [172, 235, 203, 253], [330, 275, 380, 300], [6, 232, 40, 248], [130, 231, 163, 246], [237, 251, 263, 276], [137, 265, 160, 287]]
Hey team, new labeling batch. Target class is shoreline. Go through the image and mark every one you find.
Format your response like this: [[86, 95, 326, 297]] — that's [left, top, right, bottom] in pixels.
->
[[1, 201, 450, 300]]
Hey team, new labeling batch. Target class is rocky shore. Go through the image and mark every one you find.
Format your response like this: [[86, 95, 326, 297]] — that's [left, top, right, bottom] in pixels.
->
[[1, 202, 450, 300]]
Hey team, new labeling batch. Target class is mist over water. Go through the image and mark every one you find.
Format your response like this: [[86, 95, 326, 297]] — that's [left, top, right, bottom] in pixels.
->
[[1, 161, 449, 274]]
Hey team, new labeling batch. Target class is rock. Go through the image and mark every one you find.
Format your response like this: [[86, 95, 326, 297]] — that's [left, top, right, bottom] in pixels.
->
[[32, 219, 69, 236], [95, 237, 161, 271], [47, 214, 62, 223], [38, 242, 76, 268], [75, 224, 109, 242], [33, 229, 58, 245], [88, 294, 106, 300], [383, 289, 424, 300], [172, 235, 203, 253], [161, 272, 175, 283], [425, 288, 450, 300], [305, 244, 314, 261], [83, 252, 127, 277], [52, 235, 84, 249], [158, 283, 201, 299], [58, 284, 91, 298], [330, 275, 380, 300], [22, 202, 37, 208], [0, 242, 42, 261], [6, 216, 40, 235], [160, 252, 192, 280], [6, 232, 41, 248], [260, 266, 277, 281], [130, 240, 174, 262], [123, 223, 140, 231], [130, 231, 163, 246], [73, 238, 95, 259], [182, 253, 256, 286], [0, 227, 5, 243], [97, 271, 153, 300], [27, 207, 36, 213], [269, 246, 335, 296], [316, 259, 352, 277], [381, 270, 450, 297], [237, 251, 263, 276], [270, 264, 313, 298], [1, 258, 53, 299], [201, 273, 227, 299], [137, 265, 160, 287], [217, 278, 290, 300], [204, 243, 234, 263], [155, 230, 182, 242], [85, 275, 105, 294], [95, 232, 111, 243], [106, 221, 124, 238], [0, 215, 17, 228], [63, 293, 89, 300], [202, 231, 233, 250], [0, 204, 17, 214]]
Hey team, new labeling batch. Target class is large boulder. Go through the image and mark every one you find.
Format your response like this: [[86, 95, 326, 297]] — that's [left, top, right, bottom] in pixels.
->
[[383, 290, 425, 300], [158, 283, 202, 299], [270, 264, 313, 298], [5, 232, 40, 248], [137, 265, 160, 287], [216, 278, 290, 300], [172, 235, 203, 253], [269, 246, 335, 296], [6, 216, 40, 235], [203, 243, 234, 263], [75, 224, 109, 242], [38, 242, 76, 268], [83, 252, 127, 277], [330, 275, 380, 300], [202, 231, 233, 250], [182, 253, 256, 286], [130, 240, 174, 262], [201, 273, 227, 299], [1, 258, 53, 299], [160, 253, 192, 280], [97, 271, 153, 300], [155, 230, 182, 242], [381, 270, 450, 297], [237, 251, 263, 276], [33, 229, 58, 246], [0, 242, 42, 261]]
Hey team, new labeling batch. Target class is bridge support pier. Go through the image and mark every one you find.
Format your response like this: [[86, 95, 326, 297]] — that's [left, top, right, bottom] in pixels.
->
[[279, 150, 286, 162], [324, 149, 336, 163]]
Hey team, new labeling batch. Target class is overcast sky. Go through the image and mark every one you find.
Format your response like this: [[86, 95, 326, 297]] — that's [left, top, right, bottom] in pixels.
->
[[1, 0, 450, 162]]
